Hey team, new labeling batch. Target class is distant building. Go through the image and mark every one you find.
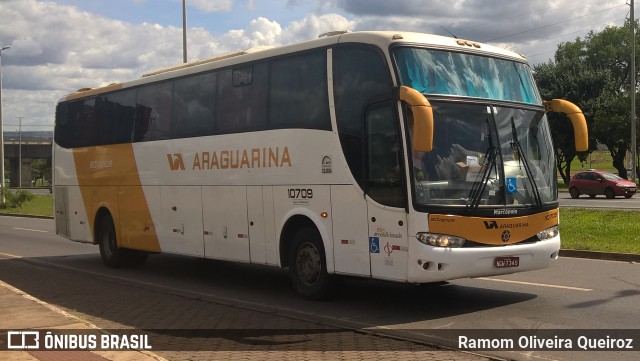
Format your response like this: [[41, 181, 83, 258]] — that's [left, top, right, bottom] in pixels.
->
[[4, 131, 53, 142]]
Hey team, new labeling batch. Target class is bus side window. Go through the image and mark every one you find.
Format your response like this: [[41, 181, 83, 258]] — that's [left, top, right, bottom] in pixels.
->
[[172, 72, 217, 138], [217, 63, 268, 133], [134, 81, 174, 141], [366, 101, 405, 208], [269, 50, 330, 130], [103, 89, 136, 144]]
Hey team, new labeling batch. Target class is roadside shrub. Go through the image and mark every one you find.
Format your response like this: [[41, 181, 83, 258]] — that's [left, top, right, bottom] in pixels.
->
[[0, 189, 35, 209]]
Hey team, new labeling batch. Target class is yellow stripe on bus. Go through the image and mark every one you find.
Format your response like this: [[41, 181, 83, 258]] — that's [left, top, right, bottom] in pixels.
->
[[72, 144, 161, 252], [64, 83, 123, 101], [428, 209, 558, 245]]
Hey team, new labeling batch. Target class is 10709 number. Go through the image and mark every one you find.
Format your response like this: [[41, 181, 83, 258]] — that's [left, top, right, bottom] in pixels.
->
[[288, 188, 313, 199]]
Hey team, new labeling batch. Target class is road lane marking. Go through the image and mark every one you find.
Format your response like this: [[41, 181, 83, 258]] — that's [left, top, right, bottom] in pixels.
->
[[13, 227, 48, 233], [0, 251, 22, 259], [477, 277, 593, 292]]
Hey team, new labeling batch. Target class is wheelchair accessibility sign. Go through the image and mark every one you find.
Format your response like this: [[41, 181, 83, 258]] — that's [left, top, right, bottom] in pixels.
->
[[506, 177, 517, 194], [369, 237, 380, 253]]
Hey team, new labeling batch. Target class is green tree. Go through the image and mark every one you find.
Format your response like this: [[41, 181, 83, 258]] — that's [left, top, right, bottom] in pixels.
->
[[534, 19, 640, 180], [31, 158, 51, 186], [534, 40, 602, 183]]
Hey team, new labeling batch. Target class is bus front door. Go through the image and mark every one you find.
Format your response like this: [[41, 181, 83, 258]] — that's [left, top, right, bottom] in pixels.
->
[[365, 101, 409, 281]]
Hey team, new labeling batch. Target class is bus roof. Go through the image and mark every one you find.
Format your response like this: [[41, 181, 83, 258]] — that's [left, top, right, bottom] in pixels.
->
[[63, 31, 526, 101]]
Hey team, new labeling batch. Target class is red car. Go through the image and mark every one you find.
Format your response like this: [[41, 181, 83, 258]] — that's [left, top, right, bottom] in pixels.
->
[[569, 170, 637, 199]]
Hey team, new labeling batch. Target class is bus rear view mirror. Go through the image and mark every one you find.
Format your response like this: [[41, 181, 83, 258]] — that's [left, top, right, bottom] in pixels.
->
[[544, 99, 588, 152], [399, 86, 433, 152]]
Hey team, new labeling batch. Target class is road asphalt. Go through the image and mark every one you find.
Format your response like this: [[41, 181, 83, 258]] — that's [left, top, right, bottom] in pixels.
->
[[0, 264, 489, 361], [1, 212, 637, 360]]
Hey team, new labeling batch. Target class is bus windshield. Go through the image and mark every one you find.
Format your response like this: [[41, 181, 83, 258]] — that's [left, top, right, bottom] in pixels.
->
[[410, 102, 557, 208], [394, 47, 542, 105]]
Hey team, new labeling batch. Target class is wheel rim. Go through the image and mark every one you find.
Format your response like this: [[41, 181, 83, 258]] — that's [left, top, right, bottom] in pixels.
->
[[295, 242, 321, 286]]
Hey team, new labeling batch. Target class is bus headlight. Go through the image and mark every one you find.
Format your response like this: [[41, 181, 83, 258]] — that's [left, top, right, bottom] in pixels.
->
[[537, 226, 559, 240], [416, 232, 465, 248]]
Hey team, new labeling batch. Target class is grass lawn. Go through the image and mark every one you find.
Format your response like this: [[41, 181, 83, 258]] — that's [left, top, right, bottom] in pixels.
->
[[560, 208, 640, 254], [0, 194, 53, 217], [569, 150, 617, 174], [559, 150, 630, 190]]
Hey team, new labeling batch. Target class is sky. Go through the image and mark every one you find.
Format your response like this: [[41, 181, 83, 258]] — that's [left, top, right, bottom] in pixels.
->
[[0, 0, 631, 131]]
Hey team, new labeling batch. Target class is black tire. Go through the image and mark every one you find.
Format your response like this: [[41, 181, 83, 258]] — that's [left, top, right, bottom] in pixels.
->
[[97, 214, 147, 268], [288, 227, 332, 300], [625, 194, 634, 199], [604, 187, 616, 199], [589, 194, 596, 198], [569, 187, 580, 199]]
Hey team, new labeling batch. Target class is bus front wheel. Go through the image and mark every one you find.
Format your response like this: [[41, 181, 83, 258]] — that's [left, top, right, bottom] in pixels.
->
[[288, 227, 332, 300], [97, 214, 147, 268]]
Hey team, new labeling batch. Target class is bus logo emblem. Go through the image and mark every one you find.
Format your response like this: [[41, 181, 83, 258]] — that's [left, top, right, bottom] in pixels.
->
[[483, 221, 499, 229], [166, 154, 185, 171], [322, 156, 332, 174]]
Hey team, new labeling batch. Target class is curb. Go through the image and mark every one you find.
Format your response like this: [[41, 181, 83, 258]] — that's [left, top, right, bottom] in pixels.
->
[[560, 249, 640, 263], [0, 212, 52, 219]]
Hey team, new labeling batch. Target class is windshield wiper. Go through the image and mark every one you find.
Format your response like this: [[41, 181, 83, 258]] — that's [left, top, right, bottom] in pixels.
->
[[467, 118, 498, 211], [510, 117, 542, 207]]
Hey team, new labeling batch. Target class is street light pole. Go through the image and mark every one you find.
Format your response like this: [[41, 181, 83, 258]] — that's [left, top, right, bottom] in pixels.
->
[[0, 45, 10, 202], [182, 0, 188, 63], [632, 1, 637, 183], [15, 116, 22, 188]]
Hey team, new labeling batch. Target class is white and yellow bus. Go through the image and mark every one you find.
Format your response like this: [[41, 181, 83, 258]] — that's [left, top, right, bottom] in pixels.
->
[[54, 31, 587, 299]]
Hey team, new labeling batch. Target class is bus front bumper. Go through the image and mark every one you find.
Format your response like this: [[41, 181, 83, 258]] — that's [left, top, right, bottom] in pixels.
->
[[407, 236, 560, 283]]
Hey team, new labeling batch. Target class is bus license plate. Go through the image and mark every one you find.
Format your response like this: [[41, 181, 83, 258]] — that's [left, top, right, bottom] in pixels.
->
[[495, 256, 519, 268]]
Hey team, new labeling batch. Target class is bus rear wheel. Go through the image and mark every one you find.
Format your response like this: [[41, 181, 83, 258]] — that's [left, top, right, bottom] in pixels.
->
[[289, 227, 332, 300], [97, 214, 147, 268]]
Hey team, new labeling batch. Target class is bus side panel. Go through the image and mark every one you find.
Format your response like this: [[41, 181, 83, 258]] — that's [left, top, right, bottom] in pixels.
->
[[247, 186, 266, 264], [262, 186, 278, 265], [70, 144, 162, 252], [118, 185, 162, 252], [54, 146, 89, 242], [157, 186, 204, 257], [331, 185, 371, 277], [65, 186, 90, 243], [203, 186, 250, 262], [367, 201, 408, 282], [54, 186, 69, 238]]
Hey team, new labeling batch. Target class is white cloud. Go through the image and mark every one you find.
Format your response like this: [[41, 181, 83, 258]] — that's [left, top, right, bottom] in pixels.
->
[[218, 17, 283, 49], [0, 0, 355, 129], [189, 0, 233, 13], [281, 14, 355, 44], [213, 13, 355, 53]]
